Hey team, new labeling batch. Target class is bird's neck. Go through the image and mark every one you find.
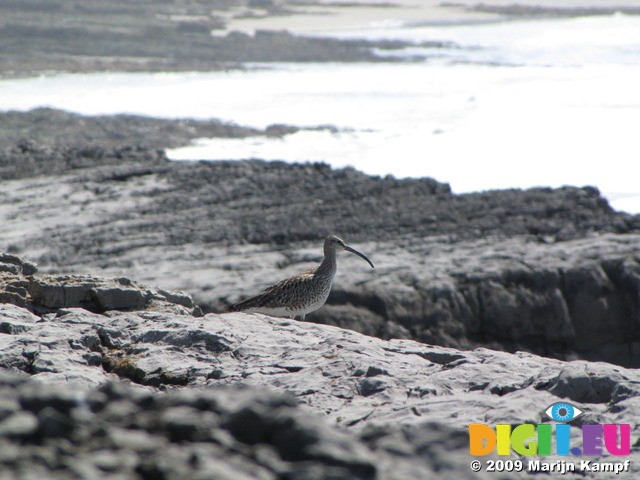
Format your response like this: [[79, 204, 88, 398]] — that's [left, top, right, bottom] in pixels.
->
[[316, 251, 337, 279]]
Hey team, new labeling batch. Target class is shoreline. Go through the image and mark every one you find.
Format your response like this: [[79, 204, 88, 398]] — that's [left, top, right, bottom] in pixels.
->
[[2, 2, 640, 214], [220, 0, 640, 36], [3, 1, 640, 78], [217, 1, 504, 36]]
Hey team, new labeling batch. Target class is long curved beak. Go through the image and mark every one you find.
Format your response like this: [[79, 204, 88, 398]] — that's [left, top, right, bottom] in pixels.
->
[[345, 245, 374, 269]]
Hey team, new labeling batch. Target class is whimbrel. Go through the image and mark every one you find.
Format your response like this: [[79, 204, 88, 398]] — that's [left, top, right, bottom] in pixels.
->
[[227, 235, 374, 321]]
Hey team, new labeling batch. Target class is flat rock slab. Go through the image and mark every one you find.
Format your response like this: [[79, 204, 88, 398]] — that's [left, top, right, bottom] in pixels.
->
[[136, 233, 640, 367], [1, 302, 639, 478], [0, 252, 198, 316]]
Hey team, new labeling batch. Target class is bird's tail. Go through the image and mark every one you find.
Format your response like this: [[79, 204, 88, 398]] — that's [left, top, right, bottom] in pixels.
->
[[226, 297, 255, 312], [226, 302, 240, 312]]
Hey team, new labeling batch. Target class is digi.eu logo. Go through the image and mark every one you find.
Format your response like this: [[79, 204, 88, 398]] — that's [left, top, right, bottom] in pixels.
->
[[469, 401, 631, 456]]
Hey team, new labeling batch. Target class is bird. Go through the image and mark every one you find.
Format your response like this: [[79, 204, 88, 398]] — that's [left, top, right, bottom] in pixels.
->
[[227, 235, 374, 321]]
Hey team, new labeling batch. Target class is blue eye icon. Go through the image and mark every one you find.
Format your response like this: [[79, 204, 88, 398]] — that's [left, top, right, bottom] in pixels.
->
[[544, 402, 583, 422]]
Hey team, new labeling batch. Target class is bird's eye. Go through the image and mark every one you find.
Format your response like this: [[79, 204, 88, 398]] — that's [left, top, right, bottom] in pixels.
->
[[544, 402, 583, 422]]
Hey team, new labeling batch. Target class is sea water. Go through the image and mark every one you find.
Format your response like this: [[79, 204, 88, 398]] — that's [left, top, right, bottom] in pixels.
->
[[1, 14, 639, 213]]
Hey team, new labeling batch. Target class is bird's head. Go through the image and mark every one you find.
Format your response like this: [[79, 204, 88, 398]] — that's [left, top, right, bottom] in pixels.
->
[[324, 235, 374, 268]]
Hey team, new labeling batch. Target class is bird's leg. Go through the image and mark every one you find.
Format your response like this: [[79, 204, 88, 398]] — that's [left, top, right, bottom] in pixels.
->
[[300, 314, 305, 321]]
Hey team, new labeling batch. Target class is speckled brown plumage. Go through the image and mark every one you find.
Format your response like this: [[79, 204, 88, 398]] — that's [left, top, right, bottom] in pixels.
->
[[227, 235, 374, 321]]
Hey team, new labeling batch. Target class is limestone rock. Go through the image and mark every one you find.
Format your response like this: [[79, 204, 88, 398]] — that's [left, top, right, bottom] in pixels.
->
[[0, 303, 639, 479], [0, 256, 198, 316]]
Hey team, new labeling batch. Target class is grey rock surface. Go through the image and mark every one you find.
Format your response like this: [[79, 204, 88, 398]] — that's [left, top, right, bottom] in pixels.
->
[[1, 145, 640, 367], [0, 369, 468, 480], [0, 253, 199, 316], [215, 233, 640, 367], [1, 292, 639, 479], [0, 0, 441, 78]]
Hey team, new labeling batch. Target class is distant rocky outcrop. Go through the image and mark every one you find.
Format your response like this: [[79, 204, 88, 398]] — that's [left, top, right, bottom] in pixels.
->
[[3, 140, 636, 251], [0, 108, 310, 155], [0, 140, 169, 181], [0, 0, 443, 78], [445, 2, 640, 18]]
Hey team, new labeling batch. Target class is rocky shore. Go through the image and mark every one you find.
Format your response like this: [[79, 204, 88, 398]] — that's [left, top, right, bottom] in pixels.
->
[[4, 3, 640, 476], [2, 137, 640, 367], [2, 1, 640, 478], [445, 1, 640, 18], [0, 0, 452, 79], [2, 117, 640, 477], [2, 253, 640, 479], [5, 0, 640, 79]]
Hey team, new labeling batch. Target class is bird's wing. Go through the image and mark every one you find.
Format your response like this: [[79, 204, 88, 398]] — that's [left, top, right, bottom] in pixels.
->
[[228, 267, 317, 311]]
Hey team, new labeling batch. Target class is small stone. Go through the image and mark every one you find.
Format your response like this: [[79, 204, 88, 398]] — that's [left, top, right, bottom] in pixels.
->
[[0, 398, 20, 421], [0, 262, 19, 274], [158, 289, 195, 308], [358, 378, 388, 397], [19, 388, 79, 414], [91, 286, 148, 311], [37, 406, 74, 438], [97, 327, 129, 349], [83, 352, 103, 367], [0, 321, 31, 334], [364, 366, 389, 377], [0, 411, 38, 438], [0, 253, 36, 275]]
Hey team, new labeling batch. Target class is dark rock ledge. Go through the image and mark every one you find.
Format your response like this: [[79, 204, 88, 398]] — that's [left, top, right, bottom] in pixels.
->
[[443, 2, 640, 18], [0, 253, 199, 317], [1, 251, 640, 479]]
